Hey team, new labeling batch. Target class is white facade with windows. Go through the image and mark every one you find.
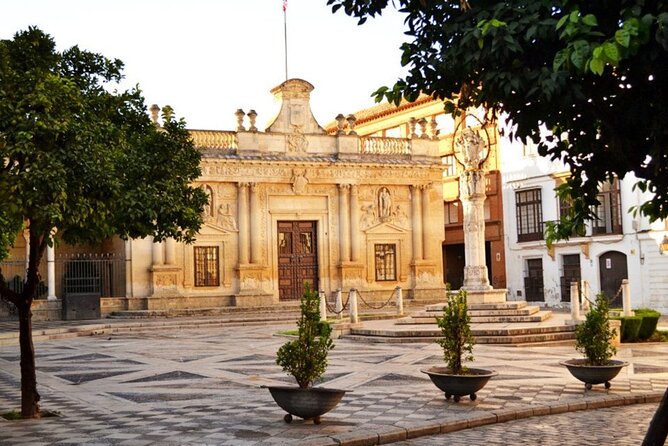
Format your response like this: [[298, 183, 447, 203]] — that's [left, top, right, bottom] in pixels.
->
[[500, 125, 668, 313]]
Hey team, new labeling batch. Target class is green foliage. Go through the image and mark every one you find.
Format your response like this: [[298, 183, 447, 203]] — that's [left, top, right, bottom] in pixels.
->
[[435, 288, 474, 375], [615, 315, 643, 342], [635, 308, 661, 340], [328, 0, 668, 233], [276, 285, 334, 388], [575, 293, 616, 365]]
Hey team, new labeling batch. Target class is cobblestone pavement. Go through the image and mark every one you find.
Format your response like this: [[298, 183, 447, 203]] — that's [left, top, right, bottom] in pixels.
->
[[394, 403, 658, 445], [0, 322, 666, 445]]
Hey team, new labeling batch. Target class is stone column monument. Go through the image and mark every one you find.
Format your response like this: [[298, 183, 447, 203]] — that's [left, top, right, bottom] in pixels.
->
[[454, 126, 506, 303]]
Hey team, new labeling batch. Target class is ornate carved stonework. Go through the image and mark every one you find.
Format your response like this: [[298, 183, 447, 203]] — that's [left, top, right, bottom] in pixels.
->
[[291, 169, 309, 194], [287, 125, 308, 152]]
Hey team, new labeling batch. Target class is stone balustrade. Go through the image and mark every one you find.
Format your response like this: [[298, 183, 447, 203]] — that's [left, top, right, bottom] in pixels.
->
[[190, 130, 238, 150], [359, 137, 412, 157]]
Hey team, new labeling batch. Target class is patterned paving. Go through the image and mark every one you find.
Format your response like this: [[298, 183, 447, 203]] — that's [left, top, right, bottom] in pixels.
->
[[0, 323, 667, 445]]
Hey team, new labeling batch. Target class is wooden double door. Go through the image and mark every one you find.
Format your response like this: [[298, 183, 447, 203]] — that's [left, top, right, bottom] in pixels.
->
[[277, 221, 319, 301]]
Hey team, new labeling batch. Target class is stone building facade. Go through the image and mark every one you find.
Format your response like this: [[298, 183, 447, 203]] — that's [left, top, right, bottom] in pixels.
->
[[118, 79, 445, 312], [325, 98, 507, 291]]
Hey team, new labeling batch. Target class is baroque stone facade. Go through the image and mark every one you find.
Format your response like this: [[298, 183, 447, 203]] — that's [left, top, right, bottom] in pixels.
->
[[126, 79, 445, 309]]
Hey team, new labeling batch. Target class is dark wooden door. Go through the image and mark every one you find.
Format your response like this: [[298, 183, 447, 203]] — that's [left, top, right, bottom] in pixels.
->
[[560, 254, 581, 302], [524, 258, 544, 302], [278, 221, 318, 301], [443, 244, 465, 290], [599, 251, 627, 307]]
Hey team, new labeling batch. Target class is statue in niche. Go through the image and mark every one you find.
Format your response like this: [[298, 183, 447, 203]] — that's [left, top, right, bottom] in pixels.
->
[[216, 203, 238, 232], [291, 169, 308, 195], [378, 187, 392, 220], [202, 185, 214, 222]]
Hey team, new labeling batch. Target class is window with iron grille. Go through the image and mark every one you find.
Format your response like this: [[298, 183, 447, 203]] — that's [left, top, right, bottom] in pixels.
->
[[445, 200, 460, 224], [194, 246, 219, 287], [516, 188, 543, 242], [375, 243, 397, 281], [592, 179, 622, 235]]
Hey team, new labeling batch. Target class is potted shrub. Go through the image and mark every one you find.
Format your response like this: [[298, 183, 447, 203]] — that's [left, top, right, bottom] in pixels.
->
[[263, 285, 348, 424], [561, 293, 628, 390], [421, 288, 496, 402]]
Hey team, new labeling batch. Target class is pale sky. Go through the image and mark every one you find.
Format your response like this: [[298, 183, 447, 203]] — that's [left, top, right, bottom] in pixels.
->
[[1, 0, 408, 130]]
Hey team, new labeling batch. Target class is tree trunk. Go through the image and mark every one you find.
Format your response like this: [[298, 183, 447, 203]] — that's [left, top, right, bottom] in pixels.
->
[[642, 387, 668, 446], [17, 299, 40, 418]]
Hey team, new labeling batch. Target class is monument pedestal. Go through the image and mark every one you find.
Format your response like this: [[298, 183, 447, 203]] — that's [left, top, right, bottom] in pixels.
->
[[463, 288, 507, 304], [234, 264, 273, 307]]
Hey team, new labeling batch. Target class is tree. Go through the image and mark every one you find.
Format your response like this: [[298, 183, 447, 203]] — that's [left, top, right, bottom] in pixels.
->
[[0, 28, 208, 418], [327, 0, 668, 240]]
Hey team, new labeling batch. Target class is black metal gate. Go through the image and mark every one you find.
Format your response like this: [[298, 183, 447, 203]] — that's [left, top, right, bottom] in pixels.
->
[[278, 221, 318, 301]]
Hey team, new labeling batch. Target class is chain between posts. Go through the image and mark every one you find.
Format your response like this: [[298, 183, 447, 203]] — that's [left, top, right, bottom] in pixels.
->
[[578, 281, 624, 306], [355, 288, 397, 310], [325, 294, 349, 315]]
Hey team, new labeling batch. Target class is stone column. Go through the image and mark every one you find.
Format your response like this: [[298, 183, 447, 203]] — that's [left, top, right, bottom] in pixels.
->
[[249, 183, 261, 264], [152, 237, 164, 266], [460, 170, 491, 291], [339, 184, 350, 263], [47, 243, 56, 300], [125, 240, 133, 298], [411, 185, 423, 261], [350, 184, 360, 262], [421, 184, 431, 261], [238, 182, 250, 265], [164, 238, 176, 265]]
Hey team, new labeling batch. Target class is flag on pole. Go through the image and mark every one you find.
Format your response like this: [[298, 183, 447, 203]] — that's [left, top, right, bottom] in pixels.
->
[[283, 0, 287, 12]]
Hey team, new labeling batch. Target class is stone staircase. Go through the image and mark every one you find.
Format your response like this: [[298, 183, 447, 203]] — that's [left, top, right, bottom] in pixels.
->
[[342, 301, 577, 345]]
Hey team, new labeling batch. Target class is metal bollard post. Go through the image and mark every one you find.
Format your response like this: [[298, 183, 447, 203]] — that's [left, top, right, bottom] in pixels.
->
[[319, 290, 327, 321], [570, 281, 581, 321], [396, 286, 403, 316], [580, 280, 590, 314], [349, 288, 359, 324], [622, 279, 632, 317], [335, 289, 343, 320]]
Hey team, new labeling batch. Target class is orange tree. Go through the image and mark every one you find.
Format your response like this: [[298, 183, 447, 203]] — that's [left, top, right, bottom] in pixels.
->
[[328, 0, 668, 241], [0, 28, 208, 418]]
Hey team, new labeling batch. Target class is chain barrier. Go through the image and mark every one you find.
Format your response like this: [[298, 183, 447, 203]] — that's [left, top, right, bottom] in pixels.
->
[[578, 280, 623, 306], [356, 288, 397, 310], [325, 294, 350, 315]]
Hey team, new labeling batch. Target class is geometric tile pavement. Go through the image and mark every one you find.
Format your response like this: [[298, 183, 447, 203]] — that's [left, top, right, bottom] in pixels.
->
[[1, 323, 667, 445]]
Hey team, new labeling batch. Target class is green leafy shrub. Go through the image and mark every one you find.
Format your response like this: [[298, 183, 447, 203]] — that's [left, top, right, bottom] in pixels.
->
[[436, 288, 474, 375], [276, 285, 334, 388], [635, 308, 661, 340], [575, 293, 616, 365]]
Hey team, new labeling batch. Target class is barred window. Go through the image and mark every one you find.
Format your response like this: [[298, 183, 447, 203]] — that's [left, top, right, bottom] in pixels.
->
[[445, 201, 459, 224], [516, 188, 543, 242], [375, 244, 397, 281], [194, 246, 219, 287]]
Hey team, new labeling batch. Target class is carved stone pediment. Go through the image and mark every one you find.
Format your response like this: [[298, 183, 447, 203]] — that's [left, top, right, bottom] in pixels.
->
[[200, 222, 238, 235], [363, 222, 407, 235]]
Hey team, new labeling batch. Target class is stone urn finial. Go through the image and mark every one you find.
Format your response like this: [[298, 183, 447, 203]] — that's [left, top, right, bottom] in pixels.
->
[[247, 109, 258, 132], [150, 104, 160, 126], [235, 109, 246, 132], [346, 114, 357, 135], [335, 114, 346, 135]]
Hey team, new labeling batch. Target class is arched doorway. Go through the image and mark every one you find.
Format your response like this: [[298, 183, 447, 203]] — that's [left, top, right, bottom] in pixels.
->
[[598, 251, 627, 307]]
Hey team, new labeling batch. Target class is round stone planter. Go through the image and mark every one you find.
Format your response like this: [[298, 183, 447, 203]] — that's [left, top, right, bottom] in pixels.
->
[[262, 385, 348, 424], [560, 359, 629, 390], [421, 367, 497, 402]]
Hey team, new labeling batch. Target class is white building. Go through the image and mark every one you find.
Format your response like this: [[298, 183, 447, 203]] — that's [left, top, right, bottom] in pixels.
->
[[500, 125, 668, 314]]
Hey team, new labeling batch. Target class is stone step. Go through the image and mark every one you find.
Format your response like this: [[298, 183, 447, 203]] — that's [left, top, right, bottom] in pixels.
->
[[415, 306, 541, 318], [423, 301, 528, 312], [401, 310, 553, 324], [343, 323, 576, 345]]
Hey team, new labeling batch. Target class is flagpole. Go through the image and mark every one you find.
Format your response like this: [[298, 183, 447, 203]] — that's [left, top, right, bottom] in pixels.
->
[[283, 1, 288, 81]]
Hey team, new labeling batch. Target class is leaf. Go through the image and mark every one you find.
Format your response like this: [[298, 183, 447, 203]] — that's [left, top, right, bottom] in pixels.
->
[[615, 29, 631, 47], [553, 49, 568, 71], [582, 14, 598, 27], [589, 57, 605, 75], [602, 42, 620, 63]]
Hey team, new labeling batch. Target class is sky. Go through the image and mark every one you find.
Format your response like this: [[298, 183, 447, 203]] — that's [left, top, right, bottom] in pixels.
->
[[1, 0, 408, 130]]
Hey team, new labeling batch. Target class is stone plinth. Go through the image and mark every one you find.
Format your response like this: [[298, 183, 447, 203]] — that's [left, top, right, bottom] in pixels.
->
[[464, 288, 507, 304], [234, 264, 273, 306], [150, 265, 182, 298]]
